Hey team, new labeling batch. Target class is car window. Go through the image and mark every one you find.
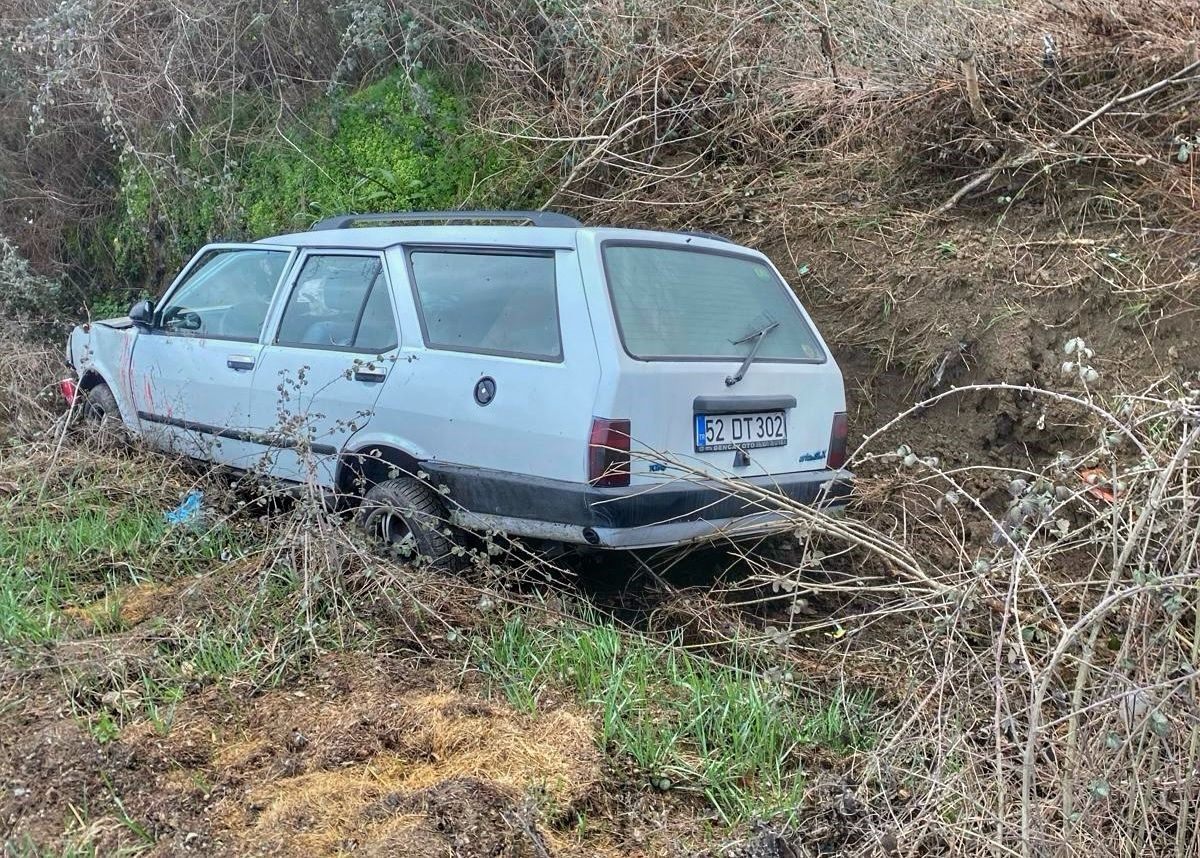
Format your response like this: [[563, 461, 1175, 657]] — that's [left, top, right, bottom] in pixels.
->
[[408, 250, 561, 361], [603, 244, 825, 361], [353, 278, 399, 353], [159, 248, 289, 340], [276, 254, 390, 350]]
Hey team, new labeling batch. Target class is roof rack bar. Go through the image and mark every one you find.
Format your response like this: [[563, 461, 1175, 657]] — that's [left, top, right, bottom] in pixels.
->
[[310, 210, 582, 231], [679, 230, 733, 244]]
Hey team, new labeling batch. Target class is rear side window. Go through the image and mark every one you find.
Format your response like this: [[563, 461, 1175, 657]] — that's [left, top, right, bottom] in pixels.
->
[[160, 248, 289, 340], [276, 254, 396, 352], [408, 250, 561, 361], [603, 244, 825, 362]]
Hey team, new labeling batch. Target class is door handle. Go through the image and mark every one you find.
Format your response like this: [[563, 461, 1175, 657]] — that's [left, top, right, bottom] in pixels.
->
[[353, 367, 386, 383], [227, 355, 255, 371]]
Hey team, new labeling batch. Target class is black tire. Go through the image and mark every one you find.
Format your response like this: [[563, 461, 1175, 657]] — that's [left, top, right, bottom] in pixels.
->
[[81, 382, 121, 428], [356, 477, 456, 566]]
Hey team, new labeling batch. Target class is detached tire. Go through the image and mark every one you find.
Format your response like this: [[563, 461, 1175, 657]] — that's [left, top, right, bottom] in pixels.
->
[[357, 477, 456, 567]]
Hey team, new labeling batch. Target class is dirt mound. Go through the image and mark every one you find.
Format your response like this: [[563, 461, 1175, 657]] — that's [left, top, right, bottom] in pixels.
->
[[107, 654, 606, 856], [211, 694, 600, 854]]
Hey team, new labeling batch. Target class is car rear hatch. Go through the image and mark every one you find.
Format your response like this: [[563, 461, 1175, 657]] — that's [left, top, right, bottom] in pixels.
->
[[590, 238, 847, 486]]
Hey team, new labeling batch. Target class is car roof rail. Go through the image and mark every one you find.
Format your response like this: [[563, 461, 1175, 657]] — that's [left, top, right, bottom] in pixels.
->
[[310, 210, 583, 230], [679, 230, 734, 244]]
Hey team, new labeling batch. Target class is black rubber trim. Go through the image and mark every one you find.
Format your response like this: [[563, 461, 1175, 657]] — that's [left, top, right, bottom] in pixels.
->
[[136, 411, 337, 456], [693, 395, 797, 414], [421, 462, 850, 529]]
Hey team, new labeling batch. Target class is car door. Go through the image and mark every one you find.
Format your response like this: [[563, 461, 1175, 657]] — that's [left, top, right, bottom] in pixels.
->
[[130, 243, 296, 467], [246, 249, 400, 487], [382, 243, 601, 483]]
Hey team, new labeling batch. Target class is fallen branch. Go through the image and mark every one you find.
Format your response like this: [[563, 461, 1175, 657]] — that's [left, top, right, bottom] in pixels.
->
[[934, 58, 1200, 215]]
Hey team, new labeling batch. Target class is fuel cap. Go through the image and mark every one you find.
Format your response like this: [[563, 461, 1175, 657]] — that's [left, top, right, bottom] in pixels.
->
[[474, 376, 496, 406]]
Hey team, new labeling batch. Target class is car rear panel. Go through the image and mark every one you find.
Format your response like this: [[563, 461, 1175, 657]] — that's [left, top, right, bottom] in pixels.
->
[[608, 356, 845, 484], [577, 229, 846, 486]]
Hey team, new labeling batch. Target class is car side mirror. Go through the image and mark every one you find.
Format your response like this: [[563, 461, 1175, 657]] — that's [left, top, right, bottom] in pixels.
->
[[129, 300, 155, 329]]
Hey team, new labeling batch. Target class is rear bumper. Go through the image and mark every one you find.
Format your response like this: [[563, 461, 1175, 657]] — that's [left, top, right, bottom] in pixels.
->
[[424, 463, 851, 548]]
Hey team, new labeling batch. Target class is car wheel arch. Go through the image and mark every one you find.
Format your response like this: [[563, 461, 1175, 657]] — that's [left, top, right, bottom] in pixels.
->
[[337, 443, 423, 499], [77, 370, 131, 423], [78, 369, 109, 392]]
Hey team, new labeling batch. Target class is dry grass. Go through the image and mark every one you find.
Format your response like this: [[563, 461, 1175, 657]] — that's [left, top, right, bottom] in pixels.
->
[[61, 580, 171, 631], [2, 325, 1198, 856], [424, 0, 1200, 383], [211, 688, 602, 856], [682, 374, 1200, 855]]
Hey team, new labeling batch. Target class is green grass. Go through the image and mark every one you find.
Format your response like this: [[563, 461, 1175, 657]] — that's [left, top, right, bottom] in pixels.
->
[[0, 446, 364, 686], [0, 452, 367, 741], [0, 480, 243, 647], [0, 487, 167, 645], [2, 443, 871, 836], [936, 239, 959, 258], [0, 458, 292, 747], [473, 611, 874, 824]]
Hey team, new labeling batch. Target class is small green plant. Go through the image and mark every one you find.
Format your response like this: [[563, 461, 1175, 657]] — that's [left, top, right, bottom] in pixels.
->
[[105, 779, 155, 846], [90, 709, 120, 744], [1120, 299, 1151, 322], [89, 294, 145, 321], [0, 477, 244, 647], [936, 240, 959, 258]]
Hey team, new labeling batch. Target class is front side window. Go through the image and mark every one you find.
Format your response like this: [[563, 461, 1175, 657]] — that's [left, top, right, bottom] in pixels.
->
[[159, 248, 289, 340], [276, 254, 396, 352], [352, 275, 400, 352], [603, 244, 825, 362], [408, 250, 561, 361]]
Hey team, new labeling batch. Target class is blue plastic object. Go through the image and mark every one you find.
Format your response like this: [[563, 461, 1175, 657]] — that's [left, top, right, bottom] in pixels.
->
[[164, 490, 204, 526]]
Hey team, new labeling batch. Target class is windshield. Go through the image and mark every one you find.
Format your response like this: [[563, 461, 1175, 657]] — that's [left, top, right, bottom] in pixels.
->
[[602, 244, 825, 361]]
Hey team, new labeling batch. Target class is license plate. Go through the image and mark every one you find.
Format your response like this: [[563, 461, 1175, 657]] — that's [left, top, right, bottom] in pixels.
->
[[694, 411, 787, 452]]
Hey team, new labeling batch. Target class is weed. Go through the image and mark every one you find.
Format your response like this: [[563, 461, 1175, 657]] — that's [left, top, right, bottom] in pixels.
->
[[89, 709, 120, 744], [982, 300, 1022, 332], [1120, 299, 1151, 321], [105, 780, 155, 846], [473, 610, 873, 824], [99, 71, 542, 290]]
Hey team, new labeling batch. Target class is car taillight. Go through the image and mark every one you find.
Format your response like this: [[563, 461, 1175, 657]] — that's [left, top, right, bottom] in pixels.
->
[[588, 417, 631, 487], [60, 378, 78, 406], [827, 412, 849, 469]]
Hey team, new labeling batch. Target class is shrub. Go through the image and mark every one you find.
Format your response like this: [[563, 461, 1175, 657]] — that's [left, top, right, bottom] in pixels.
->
[[0, 233, 69, 336], [102, 72, 543, 292]]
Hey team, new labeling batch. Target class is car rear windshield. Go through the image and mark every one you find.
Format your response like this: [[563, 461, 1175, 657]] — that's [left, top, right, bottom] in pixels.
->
[[603, 244, 825, 362]]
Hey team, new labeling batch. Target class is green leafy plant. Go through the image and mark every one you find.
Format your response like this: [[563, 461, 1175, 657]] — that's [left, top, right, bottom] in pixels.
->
[[100, 72, 544, 292]]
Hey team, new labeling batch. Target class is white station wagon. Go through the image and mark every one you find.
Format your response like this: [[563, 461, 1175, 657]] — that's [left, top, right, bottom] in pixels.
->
[[64, 211, 850, 559]]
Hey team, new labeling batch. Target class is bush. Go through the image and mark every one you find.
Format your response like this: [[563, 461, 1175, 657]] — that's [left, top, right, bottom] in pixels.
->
[[0, 233, 69, 337], [101, 72, 544, 292]]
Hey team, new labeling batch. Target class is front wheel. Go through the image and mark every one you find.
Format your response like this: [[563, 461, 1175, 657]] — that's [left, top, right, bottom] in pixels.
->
[[80, 382, 122, 430], [356, 477, 457, 567]]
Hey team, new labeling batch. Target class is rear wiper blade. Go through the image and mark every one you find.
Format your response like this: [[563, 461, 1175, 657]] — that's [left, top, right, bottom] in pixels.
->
[[725, 321, 779, 387]]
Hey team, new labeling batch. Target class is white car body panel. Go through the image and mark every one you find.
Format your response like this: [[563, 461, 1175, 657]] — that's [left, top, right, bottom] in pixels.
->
[[65, 219, 850, 548]]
